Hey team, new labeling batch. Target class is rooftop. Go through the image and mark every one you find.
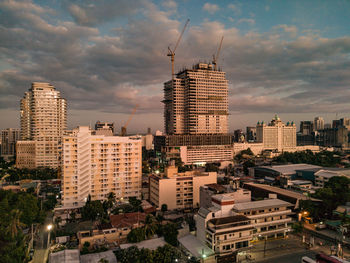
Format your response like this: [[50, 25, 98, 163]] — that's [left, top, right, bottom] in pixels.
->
[[244, 182, 320, 202], [110, 212, 146, 229], [257, 164, 321, 175], [204, 183, 226, 193], [178, 234, 214, 258], [80, 250, 117, 263], [233, 198, 293, 211], [49, 249, 79, 263], [120, 237, 166, 250]]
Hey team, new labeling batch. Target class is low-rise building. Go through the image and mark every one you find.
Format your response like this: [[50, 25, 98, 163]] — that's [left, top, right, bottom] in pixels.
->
[[314, 169, 350, 187], [149, 165, 217, 210], [16, 141, 36, 169], [78, 212, 148, 249], [243, 183, 320, 210], [232, 199, 293, 240], [110, 212, 147, 243]]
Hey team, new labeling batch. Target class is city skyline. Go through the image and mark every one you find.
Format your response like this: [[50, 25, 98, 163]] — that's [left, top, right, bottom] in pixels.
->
[[1, 0, 350, 132]]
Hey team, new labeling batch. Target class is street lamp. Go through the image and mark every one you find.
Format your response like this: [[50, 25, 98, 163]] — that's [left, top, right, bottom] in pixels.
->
[[47, 224, 53, 249]]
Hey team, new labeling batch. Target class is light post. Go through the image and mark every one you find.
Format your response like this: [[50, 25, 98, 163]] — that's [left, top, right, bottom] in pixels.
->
[[47, 224, 53, 249]]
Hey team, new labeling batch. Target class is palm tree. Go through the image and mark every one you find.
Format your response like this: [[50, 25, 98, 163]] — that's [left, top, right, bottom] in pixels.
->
[[144, 214, 157, 239], [7, 209, 25, 239], [106, 192, 116, 210]]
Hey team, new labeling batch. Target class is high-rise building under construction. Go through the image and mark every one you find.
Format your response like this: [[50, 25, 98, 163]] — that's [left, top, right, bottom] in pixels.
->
[[164, 63, 228, 135]]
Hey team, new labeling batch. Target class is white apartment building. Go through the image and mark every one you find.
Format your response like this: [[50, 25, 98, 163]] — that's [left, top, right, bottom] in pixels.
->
[[62, 126, 142, 208], [232, 199, 293, 240], [149, 165, 217, 210], [256, 115, 296, 152], [164, 63, 228, 135], [196, 192, 293, 259], [18, 82, 67, 168], [179, 145, 233, 165]]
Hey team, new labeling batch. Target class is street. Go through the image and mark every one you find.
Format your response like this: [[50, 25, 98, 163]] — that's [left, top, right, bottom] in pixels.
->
[[32, 213, 53, 263], [257, 250, 317, 263]]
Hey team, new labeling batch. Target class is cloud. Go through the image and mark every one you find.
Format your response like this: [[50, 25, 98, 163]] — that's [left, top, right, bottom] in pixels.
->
[[1, 0, 350, 131], [65, 0, 143, 26], [203, 3, 219, 14], [162, 0, 177, 10], [237, 18, 255, 25], [273, 24, 298, 37], [228, 3, 241, 15]]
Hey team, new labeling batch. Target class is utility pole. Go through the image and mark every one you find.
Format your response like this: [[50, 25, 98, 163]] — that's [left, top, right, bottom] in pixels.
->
[[263, 238, 267, 258]]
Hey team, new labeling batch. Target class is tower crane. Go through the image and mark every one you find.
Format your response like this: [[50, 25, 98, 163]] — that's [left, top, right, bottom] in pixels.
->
[[120, 105, 139, 136], [212, 36, 224, 71], [167, 19, 190, 80]]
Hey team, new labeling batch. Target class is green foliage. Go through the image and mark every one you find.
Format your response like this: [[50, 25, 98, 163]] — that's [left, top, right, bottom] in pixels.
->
[[0, 190, 42, 262], [205, 163, 220, 172], [161, 204, 168, 212], [161, 223, 178, 246], [127, 227, 145, 243], [115, 244, 184, 263], [304, 176, 350, 219], [81, 198, 105, 221], [292, 222, 303, 233], [1, 167, 57, 182], [129, 197, 142, 211], [81, 241, 90, 254], [274, 150, 342, 167], [113, 197, 143, 214]]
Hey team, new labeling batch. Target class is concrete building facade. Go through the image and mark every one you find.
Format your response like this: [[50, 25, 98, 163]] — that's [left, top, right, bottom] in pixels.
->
[[1, 128, 20, 160], [19, 82, 67, 168], [62, 126, 142, 207], [256, 115, 296, 152], [149, 165, 217, 210], [164, 63, 228, 135]]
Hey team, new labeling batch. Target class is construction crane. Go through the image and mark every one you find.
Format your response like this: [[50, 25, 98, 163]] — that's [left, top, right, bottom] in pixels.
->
[[167, 19, 190, 80], [212, 36, 224, 71], [120, 105, 139, 136]]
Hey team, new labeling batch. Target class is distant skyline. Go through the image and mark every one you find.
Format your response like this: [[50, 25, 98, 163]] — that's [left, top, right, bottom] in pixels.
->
[[1, 0, 350, 133]]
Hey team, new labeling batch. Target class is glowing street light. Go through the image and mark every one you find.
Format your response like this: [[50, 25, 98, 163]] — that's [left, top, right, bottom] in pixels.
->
[[47, 224, 53, 248]]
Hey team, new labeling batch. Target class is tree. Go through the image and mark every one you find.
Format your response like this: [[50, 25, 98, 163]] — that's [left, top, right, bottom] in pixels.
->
[[144, 215, 157, 239], [7, 209, 25, 239], [161, 204, 168, 212], [81, 241, 90, 254], [162, 223, 178, 246], [81, 200, 105, 221], [129, 197, 142, 212], [127, 228, 145, 243]]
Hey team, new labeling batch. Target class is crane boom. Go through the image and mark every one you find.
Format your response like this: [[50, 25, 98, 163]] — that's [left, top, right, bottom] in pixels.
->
[[212, 36, 224, 71], [167, 19, 190, 80], [174, 19, 190, 53], [120, 105, 139, 136]]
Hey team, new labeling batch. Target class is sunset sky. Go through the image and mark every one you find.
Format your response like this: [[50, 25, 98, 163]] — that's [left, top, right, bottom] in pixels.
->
[[1, 0, 350, 133]]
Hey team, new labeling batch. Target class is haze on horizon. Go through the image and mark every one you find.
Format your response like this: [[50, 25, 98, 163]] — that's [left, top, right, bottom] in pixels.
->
[[1, 0, 350, 133]]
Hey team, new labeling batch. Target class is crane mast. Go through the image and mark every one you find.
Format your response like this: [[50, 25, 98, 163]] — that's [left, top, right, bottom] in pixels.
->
[[212, 36, 224, 71], [167, 19, 190, 80], [120, 105, 139, 136]]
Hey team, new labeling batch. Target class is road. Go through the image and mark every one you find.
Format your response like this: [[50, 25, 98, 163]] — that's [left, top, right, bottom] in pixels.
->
[[256, 250, 317, 263], [237, 235, 309, 262], [32, 213, 53, 263]]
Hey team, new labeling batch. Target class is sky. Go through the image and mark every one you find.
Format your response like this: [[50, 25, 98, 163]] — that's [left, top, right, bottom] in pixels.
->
[[1, 0, 350, 133]]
